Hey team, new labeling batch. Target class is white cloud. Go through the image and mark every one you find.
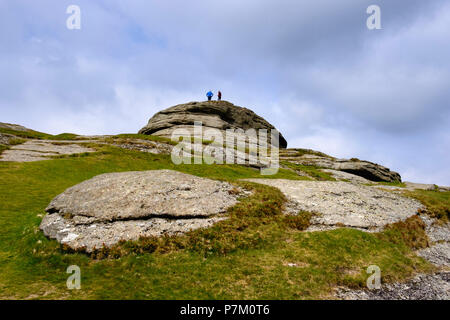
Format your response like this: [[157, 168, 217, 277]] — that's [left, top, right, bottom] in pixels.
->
[[0, 0, 449, 185]]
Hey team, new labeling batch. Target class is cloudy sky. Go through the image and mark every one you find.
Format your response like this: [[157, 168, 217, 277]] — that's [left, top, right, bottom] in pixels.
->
[[1, 0, 449, 184]]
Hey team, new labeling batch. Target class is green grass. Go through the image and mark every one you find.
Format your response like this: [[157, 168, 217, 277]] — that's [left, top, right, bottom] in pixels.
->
[[281, 161, 335, 181], [0, 145, 434, 299], [110, 133, 177, 145], [0, 127, 80, 141], [286, 148, 333, 158], [0, 144, 10, 155], [405, 189, 450, 223]]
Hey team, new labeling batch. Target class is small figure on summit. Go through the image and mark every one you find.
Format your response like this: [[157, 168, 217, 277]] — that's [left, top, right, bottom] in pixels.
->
[[206, 91, 213, 101], [217, 90, 222, 101]]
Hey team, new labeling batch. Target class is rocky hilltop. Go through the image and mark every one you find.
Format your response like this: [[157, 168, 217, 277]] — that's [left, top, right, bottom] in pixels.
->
[[138, 101, 401, 182], [138, 100, 288, 148]]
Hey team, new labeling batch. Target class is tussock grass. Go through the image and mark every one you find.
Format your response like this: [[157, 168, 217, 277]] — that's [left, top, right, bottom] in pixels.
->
[[8, 138, 27, 146], [292, 148, 333, 158], [377, 215, 430, 250]]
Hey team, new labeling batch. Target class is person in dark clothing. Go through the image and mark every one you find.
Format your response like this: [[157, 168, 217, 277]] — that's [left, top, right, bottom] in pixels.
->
[[217, 91, 222, 101], [206, 91, 213, 101]]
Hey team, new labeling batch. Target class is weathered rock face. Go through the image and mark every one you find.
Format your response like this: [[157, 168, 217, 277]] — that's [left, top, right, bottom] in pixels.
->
[[280, 152, 401, 182], [138, 101, 288, 148], [40, 170, 241, 252]]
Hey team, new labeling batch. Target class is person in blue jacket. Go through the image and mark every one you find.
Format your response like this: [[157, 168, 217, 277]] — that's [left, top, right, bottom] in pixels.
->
[[206, 91, 213, 101]]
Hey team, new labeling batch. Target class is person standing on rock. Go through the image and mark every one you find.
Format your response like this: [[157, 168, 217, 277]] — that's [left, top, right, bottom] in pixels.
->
[[206, 91, 213, 101], [217, 90, 222, 101]]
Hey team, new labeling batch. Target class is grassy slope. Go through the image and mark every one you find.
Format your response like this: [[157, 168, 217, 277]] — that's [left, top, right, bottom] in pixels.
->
[[280, 161, 335, 181], [405, 189, 450, 223], [0, 144, 434, 299]]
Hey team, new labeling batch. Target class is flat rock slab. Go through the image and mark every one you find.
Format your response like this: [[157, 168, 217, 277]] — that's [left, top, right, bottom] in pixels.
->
[[0, 140, 94, 162], [244, 179, 422, 230], [41, 211, 225, 252], [41, 170, 240, 252]]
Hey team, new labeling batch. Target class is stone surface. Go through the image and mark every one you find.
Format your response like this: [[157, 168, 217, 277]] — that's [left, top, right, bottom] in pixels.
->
[[336, 272, 450, 300], [417, 243, 450, 268], [244, 179, 422, 230], [138, 101, 288, 148], [322, 169, 370, 184], [40, 170, 241, 251], [421, 215, 450, 243], [377, 181, 450, 192], [0, 140, 95, 162], [281, 154, 401, 182], [334, 212, 450, 300]]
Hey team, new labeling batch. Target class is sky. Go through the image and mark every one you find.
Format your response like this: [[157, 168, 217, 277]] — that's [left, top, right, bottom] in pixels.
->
[[1, 0, 449, 185]]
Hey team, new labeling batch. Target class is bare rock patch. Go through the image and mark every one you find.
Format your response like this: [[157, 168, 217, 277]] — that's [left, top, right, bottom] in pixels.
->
[[0, 140, 94, 162], [244, 179, 422, 231], [40, 170, 241, 252]]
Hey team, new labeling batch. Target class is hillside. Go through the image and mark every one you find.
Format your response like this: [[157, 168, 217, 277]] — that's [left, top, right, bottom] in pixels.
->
[[0, 112, 449, 300]]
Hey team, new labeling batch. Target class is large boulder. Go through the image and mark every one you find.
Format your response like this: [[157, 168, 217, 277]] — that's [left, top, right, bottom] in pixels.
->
[[40, 170, 241, 252], [138, 101, 288, 148]]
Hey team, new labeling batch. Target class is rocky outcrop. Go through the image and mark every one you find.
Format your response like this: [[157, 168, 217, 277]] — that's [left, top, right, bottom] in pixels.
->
[[138, 101, 288, 148], [0, 122, 31, 132], [281, 153, 401, 182], [0, 140, 95, 162], [40, 170, 242, 252]]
